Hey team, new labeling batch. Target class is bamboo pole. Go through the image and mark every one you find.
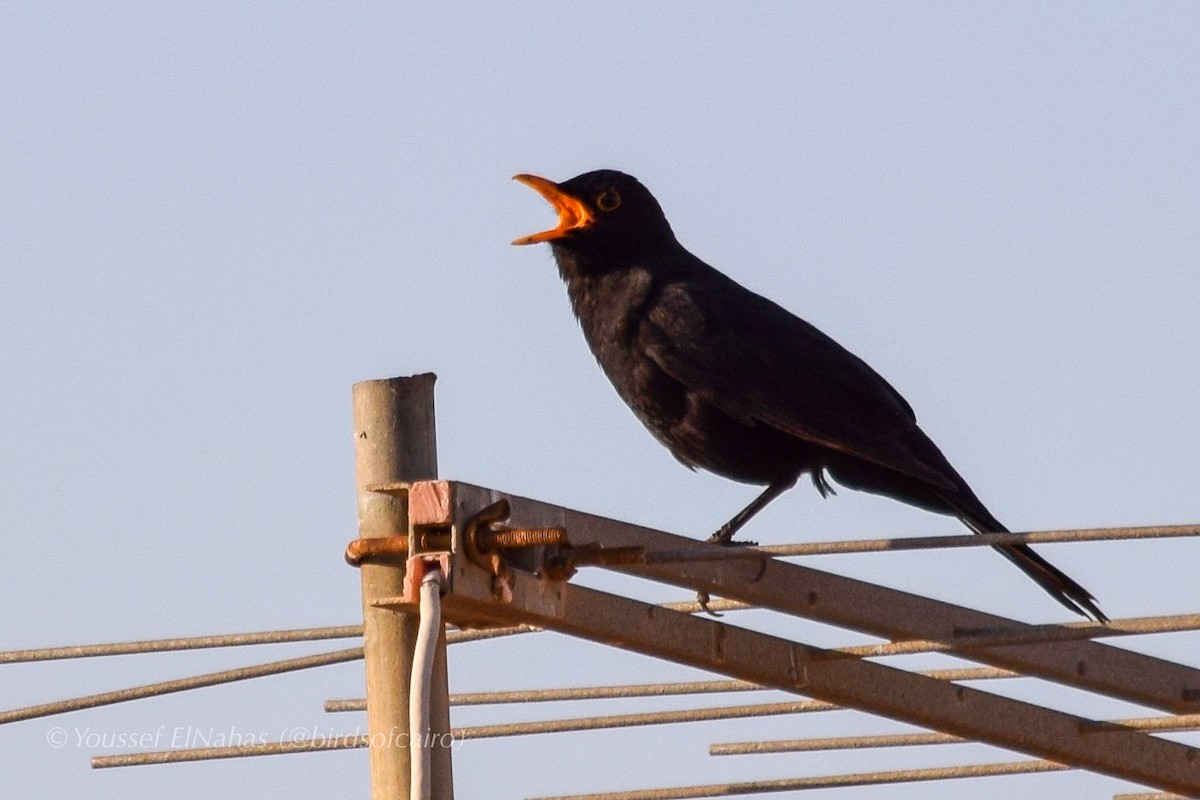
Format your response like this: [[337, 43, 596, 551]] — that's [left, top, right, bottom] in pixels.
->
[[353, 374, 453, 800]]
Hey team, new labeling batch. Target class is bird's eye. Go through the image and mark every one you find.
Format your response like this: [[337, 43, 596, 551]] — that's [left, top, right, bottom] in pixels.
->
[[596, 189, 621, 212]]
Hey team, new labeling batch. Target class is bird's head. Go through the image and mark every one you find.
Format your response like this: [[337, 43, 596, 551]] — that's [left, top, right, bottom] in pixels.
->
[[512, 170, 675, 258]]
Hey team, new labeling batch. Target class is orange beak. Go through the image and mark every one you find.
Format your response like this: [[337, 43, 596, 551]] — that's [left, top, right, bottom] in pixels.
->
[[511, 174, 595, 245]]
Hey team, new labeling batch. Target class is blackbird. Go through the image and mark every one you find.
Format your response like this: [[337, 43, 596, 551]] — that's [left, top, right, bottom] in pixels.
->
[[512, 169, 1105, 621]]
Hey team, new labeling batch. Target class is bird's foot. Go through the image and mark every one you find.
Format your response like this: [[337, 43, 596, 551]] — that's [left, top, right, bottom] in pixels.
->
[[698, 524, 761, 613], [695, 589, 723, 617], [705, 530, 759, 547]]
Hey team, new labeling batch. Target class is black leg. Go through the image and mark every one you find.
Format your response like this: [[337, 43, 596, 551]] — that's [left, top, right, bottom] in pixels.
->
[[697, 473, 799, 616], [706, 473, 799, 545]]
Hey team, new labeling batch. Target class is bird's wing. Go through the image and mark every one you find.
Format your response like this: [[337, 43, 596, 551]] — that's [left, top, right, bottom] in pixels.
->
[[641, 270, 959, 490]]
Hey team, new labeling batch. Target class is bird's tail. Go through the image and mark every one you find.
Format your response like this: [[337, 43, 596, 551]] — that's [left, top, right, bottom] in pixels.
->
[[991, 539, 1108, 622], [945, 494, 1108, 622]]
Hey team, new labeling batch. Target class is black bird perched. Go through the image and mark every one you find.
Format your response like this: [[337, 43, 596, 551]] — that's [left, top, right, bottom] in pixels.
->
[[512, 169, 1106, 622]]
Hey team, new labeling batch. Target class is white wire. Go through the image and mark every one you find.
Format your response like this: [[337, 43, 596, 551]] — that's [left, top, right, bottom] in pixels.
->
[[410, 567, 443, 800]]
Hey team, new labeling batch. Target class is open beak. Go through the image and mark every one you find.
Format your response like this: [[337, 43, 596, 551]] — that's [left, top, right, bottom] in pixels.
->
[[512, 174, 594, 245]]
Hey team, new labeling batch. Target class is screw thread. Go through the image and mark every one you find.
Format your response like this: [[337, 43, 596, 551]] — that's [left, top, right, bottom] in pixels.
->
[[480, 527, 568, 550]]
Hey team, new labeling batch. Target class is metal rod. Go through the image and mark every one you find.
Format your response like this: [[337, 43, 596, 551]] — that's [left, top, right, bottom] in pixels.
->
[[437, 599, 747, 646], [1, 599, 741, 724], [325, 700, 365, 712], [95, 744, 1073, 795], [446, 665, 1013, 708], [326, 666, 1015, 712], [1081, 713, 1200, 734], [0, 612, 565, 665], [0, 648, 362, 725], [482, 678, 759, 706], [326, 680, 760, 712], [0, 626, 362, 665], [455, 701, 832, 740], [834, 612, 1200, 659], [90, 707, 1200, 770], [92, 679, 1193, 770], [12, 604, 1192, 671], [660, 598, 750, 614], [710, 712, 1200, 755], [91, 701, 832, 768], [712, 731, 963, 754], [643, 523, 1200, 563], [527, 760, 1071, 800], [93, 735, 371, 768], [446, 625, 538, 644]]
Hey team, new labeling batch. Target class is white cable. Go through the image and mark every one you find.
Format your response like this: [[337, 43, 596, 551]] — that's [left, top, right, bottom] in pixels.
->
[[410, 567, 443, 800]]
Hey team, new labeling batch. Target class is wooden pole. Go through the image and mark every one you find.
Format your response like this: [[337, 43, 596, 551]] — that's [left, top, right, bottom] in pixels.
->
[[353, 374, 453, 800]]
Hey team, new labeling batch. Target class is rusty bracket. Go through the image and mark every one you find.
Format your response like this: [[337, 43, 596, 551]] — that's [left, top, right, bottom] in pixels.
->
[[343, 481, 453, 567], [400, 554, 451, 604], [459, 495, 645, 585], [348, 480, 627, 593], [357, 480, 648, 618], [462, 497, 573, 601]]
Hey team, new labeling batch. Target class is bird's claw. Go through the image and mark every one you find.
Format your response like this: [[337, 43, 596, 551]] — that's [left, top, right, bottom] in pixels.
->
[[705, 531, 759, 547], [695, 589, 723, 617]]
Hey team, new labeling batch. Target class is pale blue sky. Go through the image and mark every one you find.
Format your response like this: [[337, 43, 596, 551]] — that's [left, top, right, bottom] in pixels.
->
[[3, 3, 1199, 798]]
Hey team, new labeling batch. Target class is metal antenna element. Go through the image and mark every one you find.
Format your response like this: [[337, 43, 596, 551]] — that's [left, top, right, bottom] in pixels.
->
[[10, 375, 1199, 799]]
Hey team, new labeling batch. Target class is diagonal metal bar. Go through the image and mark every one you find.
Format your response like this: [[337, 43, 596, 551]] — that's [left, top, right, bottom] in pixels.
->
[[402, 560, 1200, 796], [0, 625, 363, 664], [428, 482, 1200, 715], [92, 736, 371, 768], [0, 648, 363, 725]]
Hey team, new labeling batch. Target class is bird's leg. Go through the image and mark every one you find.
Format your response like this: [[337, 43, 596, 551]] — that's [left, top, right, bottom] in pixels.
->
[[706, 474, 799, 545], [696, 475, 799, 616]]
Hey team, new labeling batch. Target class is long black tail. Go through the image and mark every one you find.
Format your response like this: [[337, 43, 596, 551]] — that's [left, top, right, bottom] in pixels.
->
[[955, 505, 1108, 622], [990, 539, 1107, 622], [824, 439, 1107, 621]]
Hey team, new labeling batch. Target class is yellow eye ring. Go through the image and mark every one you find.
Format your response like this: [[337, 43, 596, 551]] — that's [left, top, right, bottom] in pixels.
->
[[596, 189, 621, 212]]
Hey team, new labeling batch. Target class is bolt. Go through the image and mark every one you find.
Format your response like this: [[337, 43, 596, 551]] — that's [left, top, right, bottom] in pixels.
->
[[345, 536, 409, 566], [477, 526, 568, 551]]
